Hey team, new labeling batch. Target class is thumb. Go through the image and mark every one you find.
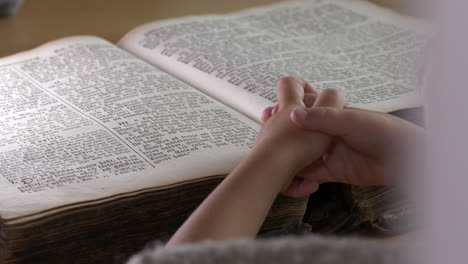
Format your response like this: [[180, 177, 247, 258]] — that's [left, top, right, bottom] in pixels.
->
[[289, 88, 346, 134], [291, 107, 396, 156], [291, 107, 349, 137]]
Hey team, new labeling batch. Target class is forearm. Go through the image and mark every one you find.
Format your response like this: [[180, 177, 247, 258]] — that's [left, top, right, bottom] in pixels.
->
[[166, 80, 341, 245], [167, 145, 299, 246]]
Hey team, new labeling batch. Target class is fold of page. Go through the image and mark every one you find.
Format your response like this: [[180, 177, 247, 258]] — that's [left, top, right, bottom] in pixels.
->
[[0, 36, 259, 220], [119, 0, 431, 121]]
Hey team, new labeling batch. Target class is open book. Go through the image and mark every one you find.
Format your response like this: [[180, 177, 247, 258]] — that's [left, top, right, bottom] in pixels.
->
[[0, 0, 429, 262]]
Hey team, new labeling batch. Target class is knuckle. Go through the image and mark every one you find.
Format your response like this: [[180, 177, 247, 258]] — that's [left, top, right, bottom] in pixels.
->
[[321, 88, 341, 98], [279, 76, 296, 83], [319, 88, 346, 107], [278, 76, 305, 88], [278, 76, 295, 88]]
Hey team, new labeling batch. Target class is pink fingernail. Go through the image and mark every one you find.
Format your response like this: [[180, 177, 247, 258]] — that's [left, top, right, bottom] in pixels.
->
[[292, 108, 308, 122], [272, 105, 279, 115]]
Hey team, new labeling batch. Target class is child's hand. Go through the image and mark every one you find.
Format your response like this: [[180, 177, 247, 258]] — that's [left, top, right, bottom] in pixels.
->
[[275, 106, 425, 197], [253, 77, 345, 193], [168, 78, 345, 245]]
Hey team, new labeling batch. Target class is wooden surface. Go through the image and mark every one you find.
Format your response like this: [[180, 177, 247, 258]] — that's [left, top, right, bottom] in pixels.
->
[[0, 0, 403, 58], [0, 0, 282, 57]]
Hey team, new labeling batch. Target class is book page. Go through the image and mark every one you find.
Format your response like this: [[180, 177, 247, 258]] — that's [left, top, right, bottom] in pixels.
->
[[0, 37, 259, 220], [119, 0, 431, 121]]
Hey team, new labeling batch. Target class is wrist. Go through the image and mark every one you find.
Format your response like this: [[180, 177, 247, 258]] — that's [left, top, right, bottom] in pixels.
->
[[246, 142, 301, 188]]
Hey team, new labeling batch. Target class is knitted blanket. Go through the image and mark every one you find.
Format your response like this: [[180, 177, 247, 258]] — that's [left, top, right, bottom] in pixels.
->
[[127, 235, 408, 264]]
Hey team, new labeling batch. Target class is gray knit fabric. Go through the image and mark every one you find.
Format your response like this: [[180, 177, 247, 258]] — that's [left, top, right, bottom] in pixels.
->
[[127, 235, 408, 264]]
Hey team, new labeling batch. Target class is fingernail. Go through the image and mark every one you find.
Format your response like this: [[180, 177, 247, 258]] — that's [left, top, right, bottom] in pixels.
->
[[272, 105, 279, 115], [291, 108, 308, 121]]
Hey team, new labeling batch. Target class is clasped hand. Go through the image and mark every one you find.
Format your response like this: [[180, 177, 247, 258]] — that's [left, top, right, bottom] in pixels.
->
[[255, 77, 425, 198]]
